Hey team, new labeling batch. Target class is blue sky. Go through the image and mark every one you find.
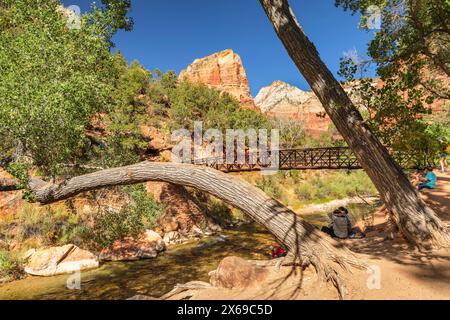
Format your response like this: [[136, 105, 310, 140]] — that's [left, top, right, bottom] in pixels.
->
[[62, 0, 375, 96]]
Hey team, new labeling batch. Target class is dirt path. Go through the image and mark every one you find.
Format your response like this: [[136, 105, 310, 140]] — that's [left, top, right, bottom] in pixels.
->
[[167, 172, 450, 300]]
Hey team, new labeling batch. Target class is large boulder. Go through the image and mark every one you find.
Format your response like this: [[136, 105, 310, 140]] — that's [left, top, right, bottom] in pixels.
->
[[25, 244, 99, 276], [209, 256, 268, 289], [99, 230, 166, 261], [163, 231, 182, 245]]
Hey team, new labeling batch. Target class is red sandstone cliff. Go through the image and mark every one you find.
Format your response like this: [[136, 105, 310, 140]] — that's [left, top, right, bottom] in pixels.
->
[[179, 49, 258, 111]]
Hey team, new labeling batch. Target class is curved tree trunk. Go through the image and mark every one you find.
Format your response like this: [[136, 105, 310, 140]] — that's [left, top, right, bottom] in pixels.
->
[[259, 0, 450, 249], [26, 161, 362, 297]]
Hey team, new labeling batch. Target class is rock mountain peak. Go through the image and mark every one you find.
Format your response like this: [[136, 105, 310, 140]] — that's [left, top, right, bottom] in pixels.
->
[[179, 49, 257, 110]]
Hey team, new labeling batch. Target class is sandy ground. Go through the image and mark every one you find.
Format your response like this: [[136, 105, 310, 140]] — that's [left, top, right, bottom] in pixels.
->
[[167, 172, 450, 300]]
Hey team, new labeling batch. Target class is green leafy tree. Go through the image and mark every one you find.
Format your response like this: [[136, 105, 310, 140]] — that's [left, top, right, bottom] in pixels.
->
[[336, 0, 450, 157], [0, 0, 132, 176], [169, 81, 271, 131], [92, 53, 153, 168], [91, 184, 163, 248]]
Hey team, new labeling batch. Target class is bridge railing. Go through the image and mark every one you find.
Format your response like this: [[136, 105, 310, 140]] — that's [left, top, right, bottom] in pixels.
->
[[191, 146, 430, 172]]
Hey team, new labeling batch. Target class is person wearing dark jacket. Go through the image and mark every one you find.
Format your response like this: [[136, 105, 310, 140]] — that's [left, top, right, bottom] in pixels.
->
[[321, 207, 365, 239]]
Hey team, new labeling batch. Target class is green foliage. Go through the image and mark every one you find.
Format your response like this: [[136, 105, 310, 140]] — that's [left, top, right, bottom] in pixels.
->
[[271, 118, 306, 148], [0, 0, 130, 176], [90, 185, 163, 248], [5, 162, 32, 199], [13, 203, 86, 247], [100, 0, 134, 33], [0, 250, 24, 281], [0, 184, 162, 251], [169, 81, 271, 131], [256, 176, 283, 200], [92, 53, 153, 168], [294, 171, 377, 202], [336, 0, 450, 158]]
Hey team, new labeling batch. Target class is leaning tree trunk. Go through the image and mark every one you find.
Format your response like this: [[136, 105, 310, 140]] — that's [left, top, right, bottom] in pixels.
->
[[259, 0, 450, 249], [25, 161, 362, 297]]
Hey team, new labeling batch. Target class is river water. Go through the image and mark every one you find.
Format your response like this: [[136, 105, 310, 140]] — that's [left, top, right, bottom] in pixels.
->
[[0, 224, 277, 300], [0, 203, 376, 300]]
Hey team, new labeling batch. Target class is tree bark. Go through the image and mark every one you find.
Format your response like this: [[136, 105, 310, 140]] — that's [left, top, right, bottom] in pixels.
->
[[0, 178, 21, 192], [259, 0, 450, 249], [24, 161, 362, 297]]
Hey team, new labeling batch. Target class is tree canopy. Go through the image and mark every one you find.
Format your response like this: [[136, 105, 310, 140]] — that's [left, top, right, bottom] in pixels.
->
[[0, 0, 132, 176], [336, 0, 450, 156]]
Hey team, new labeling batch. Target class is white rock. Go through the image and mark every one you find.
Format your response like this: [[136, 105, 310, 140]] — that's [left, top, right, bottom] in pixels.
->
[[25, 245, 99, 276]]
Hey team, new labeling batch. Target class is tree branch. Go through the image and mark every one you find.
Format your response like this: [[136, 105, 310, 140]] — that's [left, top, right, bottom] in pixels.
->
[[0, 178, 21, 191]]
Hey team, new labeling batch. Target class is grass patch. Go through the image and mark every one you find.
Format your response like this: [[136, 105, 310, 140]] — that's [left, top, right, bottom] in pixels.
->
[[0, 184, 163, 251], [245, 170, 377, 209], [294, 171, 377, 204], [0, 250, 24, 281]]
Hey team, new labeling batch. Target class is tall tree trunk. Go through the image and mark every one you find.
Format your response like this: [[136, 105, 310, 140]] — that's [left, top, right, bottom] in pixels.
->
[[25, 161, 363, 297], [259, 0, 449, 249]]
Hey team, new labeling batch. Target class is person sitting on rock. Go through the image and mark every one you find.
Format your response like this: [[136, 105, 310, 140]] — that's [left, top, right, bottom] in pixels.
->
[[321, 207, 365, 239], [270, 245, 287, 258], [417, 166, 437, 191]]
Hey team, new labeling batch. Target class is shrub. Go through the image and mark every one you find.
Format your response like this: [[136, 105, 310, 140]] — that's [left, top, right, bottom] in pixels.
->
[[295, 171, 376, 203], [256, 176, 283, 200], [0, 250, 24, 281], [90, 184, 163, 248], [15, 203, 84, 247]]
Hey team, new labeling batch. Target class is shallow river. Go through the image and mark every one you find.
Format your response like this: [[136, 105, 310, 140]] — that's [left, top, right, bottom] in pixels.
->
[[0, 203, 376, 300], [0, 224, 277, 300]]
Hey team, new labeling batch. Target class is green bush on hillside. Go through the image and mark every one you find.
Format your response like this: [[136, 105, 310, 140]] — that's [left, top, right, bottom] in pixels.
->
[[295, 171, 377, 202], [256, 176, 283, 200], [12, 203, 87, 248], [0, 250, 24, 281], [169, 81, 271, 131], [90, 184, 163, 248]]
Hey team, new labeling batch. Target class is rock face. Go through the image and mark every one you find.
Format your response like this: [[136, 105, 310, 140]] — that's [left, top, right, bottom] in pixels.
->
[[24, 244, 99, 276], [99, 230, 166, 261], [209, 256, 267, 289], [179, 49, 258, 111], [255, 79, 444, 139], [0, 170, 24, 219], [146, 182, 221, 236], [254, 80, 333, 137], [255, 80, 314, 114]]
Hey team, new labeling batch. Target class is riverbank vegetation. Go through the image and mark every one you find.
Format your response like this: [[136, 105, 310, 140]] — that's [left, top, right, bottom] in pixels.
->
[[246, 170, 377, 210], [0, 183, 163, 282]]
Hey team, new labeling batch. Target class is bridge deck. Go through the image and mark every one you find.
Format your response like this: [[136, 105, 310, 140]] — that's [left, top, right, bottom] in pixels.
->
[[193, 147, 428, 172]]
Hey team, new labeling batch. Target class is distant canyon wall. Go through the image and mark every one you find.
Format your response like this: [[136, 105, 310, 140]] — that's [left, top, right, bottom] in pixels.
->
[[178, 49, 448, 138]]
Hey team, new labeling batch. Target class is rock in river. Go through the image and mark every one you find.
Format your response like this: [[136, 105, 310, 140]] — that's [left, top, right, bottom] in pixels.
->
[[99, 229, 166, 261], [25, 244, 99, 276], [209, 256, 268, 289]]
